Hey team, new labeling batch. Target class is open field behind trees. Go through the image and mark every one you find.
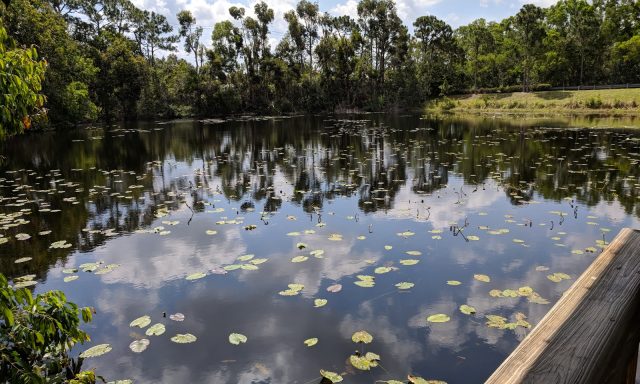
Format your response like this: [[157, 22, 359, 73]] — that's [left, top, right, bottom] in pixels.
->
[[427, 89, 640, 115]]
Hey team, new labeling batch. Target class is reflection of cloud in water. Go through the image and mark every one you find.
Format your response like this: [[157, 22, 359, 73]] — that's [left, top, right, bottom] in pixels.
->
[[373, 179, 504, 230]]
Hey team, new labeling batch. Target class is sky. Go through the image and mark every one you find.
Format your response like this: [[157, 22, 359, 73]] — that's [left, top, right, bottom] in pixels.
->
[[130, 0, 560, 59]]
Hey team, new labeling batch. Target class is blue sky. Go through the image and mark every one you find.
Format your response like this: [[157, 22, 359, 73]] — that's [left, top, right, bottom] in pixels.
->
[[131, 0, 558, 57]]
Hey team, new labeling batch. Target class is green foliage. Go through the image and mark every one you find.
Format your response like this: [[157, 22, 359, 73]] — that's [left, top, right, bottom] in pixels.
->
[[0, 273, 95, 383], [2, 0, 640, 129], [0, 22, 46, 137]]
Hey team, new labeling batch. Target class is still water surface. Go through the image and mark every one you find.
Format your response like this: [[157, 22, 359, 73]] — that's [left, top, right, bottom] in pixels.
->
[[2, 115, 640, 383]]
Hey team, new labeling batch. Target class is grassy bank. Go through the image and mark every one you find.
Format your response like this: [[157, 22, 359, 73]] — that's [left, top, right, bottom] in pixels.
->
[[427, 88, 640, 115]]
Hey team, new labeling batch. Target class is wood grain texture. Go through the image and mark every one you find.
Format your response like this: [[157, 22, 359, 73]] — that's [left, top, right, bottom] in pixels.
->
[[486, 228, 640, 384]]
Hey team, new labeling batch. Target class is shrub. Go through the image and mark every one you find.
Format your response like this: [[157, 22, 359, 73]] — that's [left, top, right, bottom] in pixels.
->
[[0, 273, 97, 383], [586, 97, 603, 109]]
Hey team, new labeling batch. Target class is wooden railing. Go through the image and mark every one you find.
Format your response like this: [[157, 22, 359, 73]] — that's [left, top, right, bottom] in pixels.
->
[[486, 228, 640, 384]]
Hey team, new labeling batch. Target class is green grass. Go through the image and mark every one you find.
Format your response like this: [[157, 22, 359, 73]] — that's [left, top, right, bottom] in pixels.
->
[[427, 88, 640, 115]]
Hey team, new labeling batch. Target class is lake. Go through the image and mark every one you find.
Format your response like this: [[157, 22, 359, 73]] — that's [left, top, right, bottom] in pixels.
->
[[2, 114, 640, 383]]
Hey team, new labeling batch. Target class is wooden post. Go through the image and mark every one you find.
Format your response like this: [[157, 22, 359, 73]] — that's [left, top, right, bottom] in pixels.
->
[[486, 228, 640, 384]]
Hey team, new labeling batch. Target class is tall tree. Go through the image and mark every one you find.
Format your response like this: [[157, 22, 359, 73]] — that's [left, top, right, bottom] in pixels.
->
[[177, 10, 202, 74]]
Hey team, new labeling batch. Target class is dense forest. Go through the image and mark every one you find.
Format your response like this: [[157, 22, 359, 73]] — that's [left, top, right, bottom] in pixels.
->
[[1, 0, 640, 132]]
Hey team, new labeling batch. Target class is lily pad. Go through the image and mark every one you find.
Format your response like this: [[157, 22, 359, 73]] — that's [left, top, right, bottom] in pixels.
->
[[170, 333, 197, 343], [304, 338, 318, 347], [395, 282, 414, 290], [291, 255, 308, 263], [351, 330, 373, 343], [474, 274, 491, 283], [186, 272, 206, 281], [129, 339, 149, 353], [129, 315, 151, 328], [314, 298, 328, 308], [320, 370, 343, 383], [228, 333, 247, 345], [64, 275, 79, 283], [169, 313, 185, 321], [145, 323, 166, 336], [427, 314, 450, 323], [459, 305, 476, 315], [79, 344, 112, 358], [327, 283, 342, 293]]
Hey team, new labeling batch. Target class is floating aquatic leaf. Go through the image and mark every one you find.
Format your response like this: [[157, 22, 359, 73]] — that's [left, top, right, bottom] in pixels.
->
[[14, 280, 37, 288], [314, 299, 328, 308], [79, 344, 112, 358], [406, 251, 422, 256], [432, 235, 442, 240], [489, 289, 503, 298], [309, 250, 325, 258], [571, 249, 584, 255], [205, 230, 218, 235], [145, 323, 165, 336], [447, 280, 461, 286], [397, 231, 415, 237], [129, 339, 149, 353], [357, 235, 366, 240], [278, 289, 299, 296], [291, 255, 308, 263], [237, 254, 254, 262], [350, 352, 380, 370], [304, 338, 318, 347], [95, 264, 119, 275], [241, 264, 258, 270], [467, 236, 480, 241], [223, 264, 242, 271], [15, 233, 31, 240], [288, 283, 304, 291], [327, 283, 342, 293], [395, 282, 414, 290], [228, 333, 247, 345], [169, 313, 185, 321], [502, 289, 518, 298], [351, 330, 373, 343], [328, 234, 343, 241], [513, 239, 525, 244], [535, 266, 550, 272], [129, 315, 151, 328], [296, 242, 307, 249], [384, 245, 393, 250], [355, 280, 375, 288], [518, 286, 534, 296], [474, 274, 490, 283], [319, 370, 343, 383], [427, 314, 450, 323], [408, 375, 448, 384], [64, 275, 79, 283], [80, 262, 99, 272], [459, 305, 476, 315], [374, 266, 392, 274], [14, 257, 32, 264], [286, 232, 301, 236], [171, 333, 197, 343], [400, 259, 419, 266], [249, 258, 268, 265], [186, 272, 206, 281]]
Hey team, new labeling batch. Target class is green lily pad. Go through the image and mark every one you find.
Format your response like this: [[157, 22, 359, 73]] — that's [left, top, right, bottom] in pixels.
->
[[79, 344, 112, 358], [395, 282, 414, 290], [460, 305, 476, 315], [186, 272, 206, 281], [228, 333, 247, 345], [304, 338, 318, 347], [129, 339, 149, 353], [64, 275, 79, 283], [320, 370, 343, 383], [427, 314, 450, 323], [314, 298, 328, 308], [351, 330, 373, 343], [170, 333, 197, 343], [447, 280, 461, 286], [291, 255, 308, 263], [474, 274, 490, 283], [145, 323, 165, 336], [129, 315, 151, 328]]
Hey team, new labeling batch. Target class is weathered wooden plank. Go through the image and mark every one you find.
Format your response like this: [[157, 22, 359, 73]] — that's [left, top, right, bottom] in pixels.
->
[[486, 228, 640, 384]]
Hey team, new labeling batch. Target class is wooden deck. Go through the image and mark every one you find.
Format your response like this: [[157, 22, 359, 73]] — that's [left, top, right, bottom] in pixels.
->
[[486, 228, 640, 384]]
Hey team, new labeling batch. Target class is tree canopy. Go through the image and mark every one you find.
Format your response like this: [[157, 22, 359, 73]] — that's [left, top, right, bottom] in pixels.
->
[[1, 0, 639, 133]]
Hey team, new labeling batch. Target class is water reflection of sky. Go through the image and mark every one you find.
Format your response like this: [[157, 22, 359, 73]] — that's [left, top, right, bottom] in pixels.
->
[[1, 115, 640, 383]]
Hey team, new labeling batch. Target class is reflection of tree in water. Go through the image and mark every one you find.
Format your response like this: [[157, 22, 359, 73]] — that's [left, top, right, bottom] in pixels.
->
[[1, 116, 640, 282]]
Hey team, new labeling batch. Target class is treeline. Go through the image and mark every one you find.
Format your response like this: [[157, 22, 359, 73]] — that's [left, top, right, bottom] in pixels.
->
[[2, 0, 640, 128]]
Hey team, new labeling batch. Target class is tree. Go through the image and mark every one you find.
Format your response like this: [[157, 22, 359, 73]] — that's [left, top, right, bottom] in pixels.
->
[[177, 10, 202, 74], [456, 19, 493, 90], [134, 10, 177, 65], [512, 4, 546, 91], [0, 274, 95, 382], [0, 23, 46, 137], [414, 15, 456, 96]]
